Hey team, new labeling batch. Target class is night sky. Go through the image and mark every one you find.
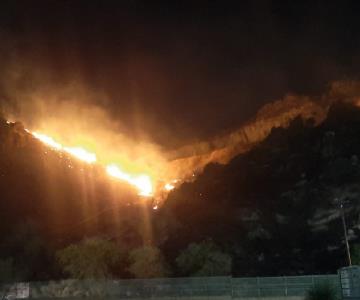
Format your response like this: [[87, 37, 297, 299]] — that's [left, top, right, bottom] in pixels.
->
[[1, 0, 360, 149]]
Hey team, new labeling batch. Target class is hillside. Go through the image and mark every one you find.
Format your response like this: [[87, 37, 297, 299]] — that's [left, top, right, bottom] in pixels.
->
[[167, 94, 327, 180], [159, 102, 360, 276], [1, 102, 360, 279], [0, 118, 153, 279]]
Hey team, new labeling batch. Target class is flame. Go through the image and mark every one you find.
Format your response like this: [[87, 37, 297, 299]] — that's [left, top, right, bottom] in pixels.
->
[[164, 183, 175, 191], [164, 179, 179, 191], [30, 130, 155, 196], [63, 147, 97, 164], [32, 132, 97, 163], [106, 164, 153, 197], [32, 132, 63, 150]]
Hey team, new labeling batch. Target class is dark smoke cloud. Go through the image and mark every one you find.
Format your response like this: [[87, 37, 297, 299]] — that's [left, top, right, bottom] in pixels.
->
[[1, 0, 360, 151]]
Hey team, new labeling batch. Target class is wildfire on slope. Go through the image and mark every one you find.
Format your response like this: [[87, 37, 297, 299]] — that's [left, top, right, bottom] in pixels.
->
[[26, 129, 171, 197], [32, 132, 97, 163], [7, 87, 331, 202], [106, 164, 153, 197], [164, 180, 178, 191]]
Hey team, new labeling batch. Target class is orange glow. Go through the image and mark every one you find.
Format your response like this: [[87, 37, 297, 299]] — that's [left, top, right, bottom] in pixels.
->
[[32, 132, 63, 150], [63, 147, 97, 164], [106, 164, 153, 197], [164, 179, 179, 191], [17, 122, 188, 200], [32, 132, 97, 163], [30, 131, 156, 196], [164, 183, 175, 191]]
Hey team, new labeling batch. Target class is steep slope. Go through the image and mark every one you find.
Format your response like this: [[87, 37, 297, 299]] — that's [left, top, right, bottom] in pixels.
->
[[0, 118, 151, 246], [159, 102, 360, 276], [1, 95, 360, 279], [167, 80, 360, 183], [166, 94, 327, 181]]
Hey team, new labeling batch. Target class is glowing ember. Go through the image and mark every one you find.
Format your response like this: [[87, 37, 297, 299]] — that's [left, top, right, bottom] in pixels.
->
[[106, 164, 153, 197], [164, 183, 175, 191]]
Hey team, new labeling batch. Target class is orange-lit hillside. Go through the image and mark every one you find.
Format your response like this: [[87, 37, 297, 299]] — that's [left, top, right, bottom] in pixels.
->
[[25, 129, 173, 197]]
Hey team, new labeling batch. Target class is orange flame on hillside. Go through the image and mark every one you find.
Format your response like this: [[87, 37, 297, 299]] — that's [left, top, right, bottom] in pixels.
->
[[28, 130, 161, 196], [32, 132, 97, 163], [106, 164, 153, 196]]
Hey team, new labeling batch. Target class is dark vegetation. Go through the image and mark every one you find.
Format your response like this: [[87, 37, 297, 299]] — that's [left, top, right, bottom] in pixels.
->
[[305, 282, 339, 300], [1, 102, 360, 280]]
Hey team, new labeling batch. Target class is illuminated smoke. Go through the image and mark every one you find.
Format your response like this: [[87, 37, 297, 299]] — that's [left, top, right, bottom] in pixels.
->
[[5, 80, 360, 204], [165, 93, 329, 181], [4, 91, 329, 202]]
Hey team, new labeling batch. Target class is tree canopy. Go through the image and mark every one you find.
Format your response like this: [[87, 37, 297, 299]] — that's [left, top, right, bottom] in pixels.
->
[[56, 238, 123, 279], [128, 246, 171, 278], [176, 240, 232, 276]]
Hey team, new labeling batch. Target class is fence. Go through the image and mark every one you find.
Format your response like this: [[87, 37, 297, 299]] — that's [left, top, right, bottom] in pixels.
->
[[2, 275, 341, 299], [231, 275, 340, 298]]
